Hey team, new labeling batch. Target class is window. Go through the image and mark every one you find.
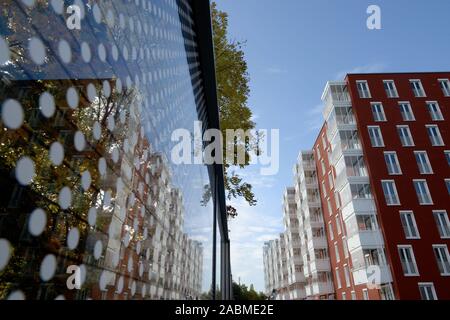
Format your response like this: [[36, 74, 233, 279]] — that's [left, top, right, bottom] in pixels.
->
[[344, 265, 351, 287], [328, 222, 334, 241], [398, 245, 419, 276], [433, 245, 450, 276], [321, 159, 326, 176], [326, 198, 332, 216], [343, 237, 349, 258], [446, 151, 450, 166], [368, 126, 384, 147], [351, 291, 356, 300], [322, 181, 327, 197], [426, 125, 445, 146], [380, 284, 395, 300], [357, 80, 371, 98], [371, 103, 386, 121], [400, 211, 420, 239], [426, 101, 444, 121], [335, 268, 342, 289], [397, 126, 414, 146], [335, 192, 341, 210], [328, 172, 334, 190], [384, 152, 402, 175], [381, 180, 400, 205], [410, 79, 426, 97], [350, 183, 372, 199], [342, 292, 347, 300], [439, 79, 450, 96], [357, 215, 378, 231], [321, 133, 327, 149], [418, 283, 437, 300], [446, 179, 450, 195], [363, 289, 369, 300], [334, 242, 340, 262], [414, 151, 433, 174], [413, 180, 433, 205], [398, 102, 415, 121], [336, 215, 342, 235], [383, 80, 399, 98], [434, 211, 450, 239]]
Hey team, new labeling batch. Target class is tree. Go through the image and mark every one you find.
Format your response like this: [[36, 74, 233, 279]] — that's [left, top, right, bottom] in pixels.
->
[[232, 281, 267, 300], [211, 3, 259, 218]]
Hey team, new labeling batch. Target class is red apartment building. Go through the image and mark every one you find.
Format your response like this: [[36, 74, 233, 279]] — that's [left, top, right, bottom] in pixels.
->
[[316, 72, 450, 300]]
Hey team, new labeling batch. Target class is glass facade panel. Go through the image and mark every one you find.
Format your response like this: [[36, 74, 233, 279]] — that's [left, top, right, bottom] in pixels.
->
[[0, 0, 227, 300]]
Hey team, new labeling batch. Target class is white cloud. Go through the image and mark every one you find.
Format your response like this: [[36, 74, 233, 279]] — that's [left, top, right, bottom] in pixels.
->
[[237, 169, 277, 189], [228, 198, 283, 292], [334, 63, 387, 80], [264, 67, 287, 75]]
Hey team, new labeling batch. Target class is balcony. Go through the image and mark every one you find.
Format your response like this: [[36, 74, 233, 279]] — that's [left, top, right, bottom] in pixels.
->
[[305, 284, 313, 297], [290, 287, 306, 300], [347, 230, 384, 253], [301, 160, 316, 172], [342, 198, 377, 221], [312, 281, 335, 295], [310, 258, 331, 273], [304, 215, 324, 229], [352, 264, 393, 286], [308, 236, 328, 250]]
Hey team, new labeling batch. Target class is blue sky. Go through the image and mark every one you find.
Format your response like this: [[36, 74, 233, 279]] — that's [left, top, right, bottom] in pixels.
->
[[215, 0, 450, 292]]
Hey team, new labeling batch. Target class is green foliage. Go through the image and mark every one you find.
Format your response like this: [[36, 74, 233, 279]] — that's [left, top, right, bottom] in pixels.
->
[[232, 282, 267, 301], [212, 2, 258, 216]]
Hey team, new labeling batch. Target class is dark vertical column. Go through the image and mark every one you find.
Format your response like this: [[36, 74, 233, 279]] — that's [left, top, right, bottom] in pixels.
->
[[212, 174, 217, 300]]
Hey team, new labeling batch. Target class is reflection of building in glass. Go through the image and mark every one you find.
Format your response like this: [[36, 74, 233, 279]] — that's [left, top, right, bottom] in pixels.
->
[[0, 0, 230, 300]]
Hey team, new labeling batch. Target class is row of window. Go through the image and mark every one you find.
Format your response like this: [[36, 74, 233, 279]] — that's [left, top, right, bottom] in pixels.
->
[[398, 244, 450, 277], [381, 179, 450, 206], [400, 210, 450, 239], [339, 283, 437, 300], [371, 101, 445, 122], [356, 78, 450, 99], [384, 150, 450, 175], [381, 179, 449, 206], [368, 124, 445, 147]]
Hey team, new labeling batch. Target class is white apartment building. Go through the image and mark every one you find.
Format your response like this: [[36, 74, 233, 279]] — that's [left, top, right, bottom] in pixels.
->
[[294, 151, 335, 299], [263, 188, 306, 300]]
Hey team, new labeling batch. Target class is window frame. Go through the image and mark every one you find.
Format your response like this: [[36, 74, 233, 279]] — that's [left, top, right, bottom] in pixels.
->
[[433, 210, 450, 239], [432, 244, 450, 276], [418, 283, 437, 300], [426, 125, 445, 146], [371, 102, 387, 122], [397, 245, 419, 276], [383, 80, 399, 98], [398, 101, 416, 121], [445, 151, 450, 166], [384, 151, 402, 175], [362, 288, 369, 300], [356, 80, 371, 99], [438, 78, 450, 97], [368, 126, 385, 147], [426, 101, 444, 121], [409, 79, 426, 97], [399, 211, 420, 239], [335, 267, 342, 289], [413, 179, 433, 205], [381, 180, 401, 206], [414, 151, 433, 175], [397, 125, 415, 147]]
